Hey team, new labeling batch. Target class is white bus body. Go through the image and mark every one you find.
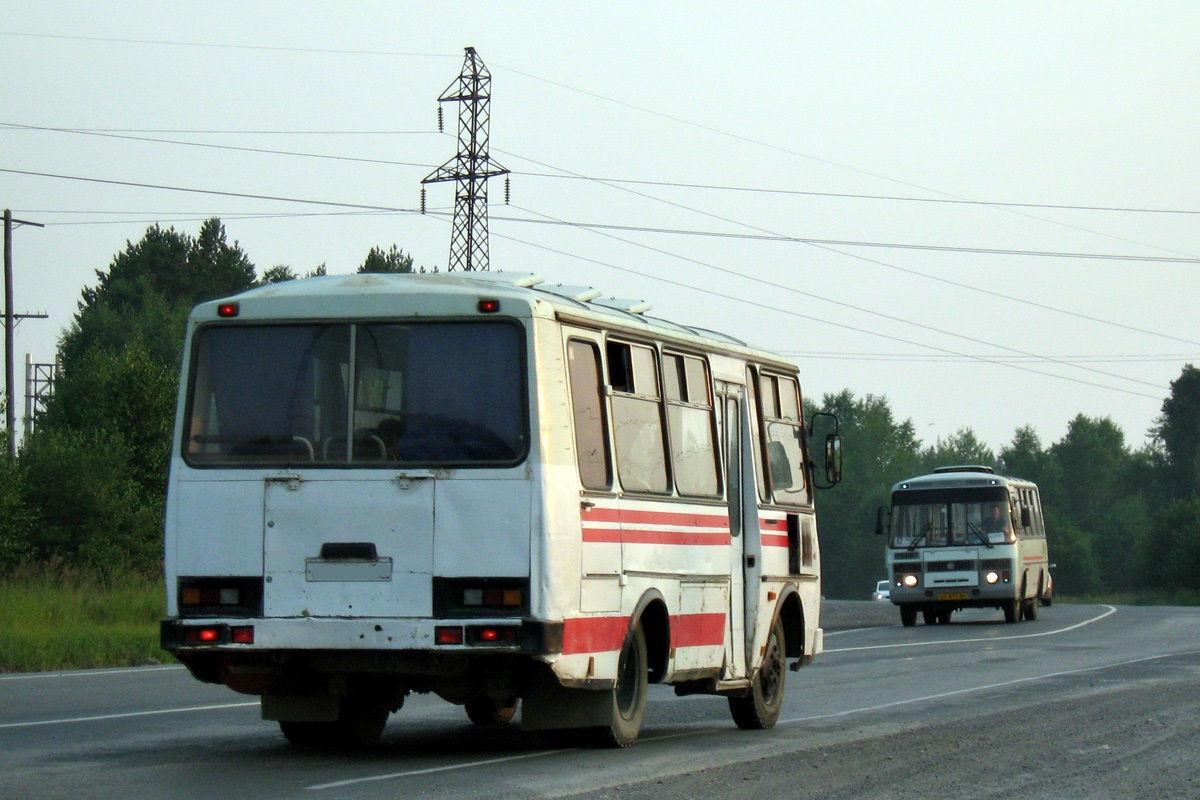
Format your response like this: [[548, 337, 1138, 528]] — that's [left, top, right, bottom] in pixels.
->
[[879, 466, 1050, 627], [161, 272, 840, 746]]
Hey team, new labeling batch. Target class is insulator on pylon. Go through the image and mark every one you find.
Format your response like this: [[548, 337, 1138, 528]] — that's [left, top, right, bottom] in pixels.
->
[[437, 105, 444, 132], [504, 176, 511, 204], [420, 187, 426, 214]]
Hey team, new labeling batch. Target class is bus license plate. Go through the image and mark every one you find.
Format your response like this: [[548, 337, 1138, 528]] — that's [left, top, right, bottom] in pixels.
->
[[938, 592, 968, 601]]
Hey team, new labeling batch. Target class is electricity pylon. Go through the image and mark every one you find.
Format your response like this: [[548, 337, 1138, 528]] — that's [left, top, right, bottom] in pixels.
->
[[422, 47, 509, 272]]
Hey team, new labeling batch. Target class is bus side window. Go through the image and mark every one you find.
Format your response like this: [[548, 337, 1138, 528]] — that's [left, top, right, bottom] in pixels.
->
[[567, 340, 612, 490], [664, 353, 719, 497], [758, 372, 810, 506], [607, 341, 669, 493]]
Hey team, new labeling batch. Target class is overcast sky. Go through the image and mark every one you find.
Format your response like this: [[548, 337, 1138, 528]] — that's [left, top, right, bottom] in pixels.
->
[[3, 2, 1198, 453]]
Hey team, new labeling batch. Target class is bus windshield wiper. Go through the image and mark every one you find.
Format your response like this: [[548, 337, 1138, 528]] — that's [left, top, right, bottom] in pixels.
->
[[905, 522, 931, 551], [965, 523, 994, 548]]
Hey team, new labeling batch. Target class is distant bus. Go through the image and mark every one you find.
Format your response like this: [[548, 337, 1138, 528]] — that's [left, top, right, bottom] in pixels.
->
[[160, 271, 842, 747], [877, 466, 1050, 626]]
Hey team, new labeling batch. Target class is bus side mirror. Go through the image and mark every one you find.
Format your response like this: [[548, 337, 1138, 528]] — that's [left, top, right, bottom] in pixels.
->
[[808, 411, 841, 490], [875, 506, 885, 536], [824, 433, 842, 486]]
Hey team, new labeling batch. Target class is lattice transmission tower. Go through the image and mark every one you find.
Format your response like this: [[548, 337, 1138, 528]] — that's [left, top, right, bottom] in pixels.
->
[[422, 47, 509, 272]]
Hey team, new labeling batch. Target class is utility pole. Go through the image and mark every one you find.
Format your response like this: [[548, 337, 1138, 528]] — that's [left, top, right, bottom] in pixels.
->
[[4, 209, 45, 460], [422, 47, 509, 272]]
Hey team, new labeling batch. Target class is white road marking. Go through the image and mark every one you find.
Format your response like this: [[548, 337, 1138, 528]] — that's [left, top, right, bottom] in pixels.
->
[[303, 644, 1200, 791], [781, 647, 1200, 725], [0, 701, 257, 730], [0, 665, 186, 681], [824, 604, 1117, 653], [307, 750, 570, 791]]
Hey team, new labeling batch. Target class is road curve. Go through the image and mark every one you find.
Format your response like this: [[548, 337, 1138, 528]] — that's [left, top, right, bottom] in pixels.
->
[[2, 603, 1198, 799]]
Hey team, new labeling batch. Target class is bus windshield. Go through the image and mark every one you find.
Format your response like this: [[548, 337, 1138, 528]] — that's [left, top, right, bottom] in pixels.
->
[[184, 321, 526, 467], [888, 487, 1013, 549]]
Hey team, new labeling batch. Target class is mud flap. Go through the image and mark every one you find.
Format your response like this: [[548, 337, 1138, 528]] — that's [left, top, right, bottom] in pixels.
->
[[519, 664, 612, 731]]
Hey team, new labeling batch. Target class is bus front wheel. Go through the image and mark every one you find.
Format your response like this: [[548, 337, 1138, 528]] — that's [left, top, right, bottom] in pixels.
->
[[729, 617, 786, 730], [900, 605, 917, 627]]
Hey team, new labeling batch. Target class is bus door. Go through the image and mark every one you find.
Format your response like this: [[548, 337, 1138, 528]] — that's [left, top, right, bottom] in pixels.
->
[[719, 382, 760, 680], [262, 473, 435, 619]]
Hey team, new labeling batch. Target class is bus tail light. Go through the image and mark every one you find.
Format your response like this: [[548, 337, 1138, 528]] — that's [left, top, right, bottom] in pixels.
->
[[231, 626, 255, 644], [435, 626, 464, 645], [468, 625, 519, 645]]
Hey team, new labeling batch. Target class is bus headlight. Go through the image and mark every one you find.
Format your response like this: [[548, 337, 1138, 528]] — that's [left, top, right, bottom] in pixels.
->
[[985, 571, 1000, 584], [902, 574, 918, 588]]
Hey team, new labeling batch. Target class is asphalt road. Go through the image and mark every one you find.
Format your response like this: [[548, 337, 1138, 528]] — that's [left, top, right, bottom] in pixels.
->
[[3, 602, 1198, 799]]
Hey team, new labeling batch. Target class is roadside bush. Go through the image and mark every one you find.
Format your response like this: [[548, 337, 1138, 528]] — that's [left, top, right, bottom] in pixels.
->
[[18, 428, 163, 576]]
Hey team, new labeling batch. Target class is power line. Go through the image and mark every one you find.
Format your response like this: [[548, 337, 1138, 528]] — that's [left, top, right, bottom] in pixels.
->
[[0, 167, 420, 213], [491, 226, 1164, 401], [9, 122, 1200, 218], [496, 148, 1200, 349], [0, 30, 450, 59], [0, 122, 438, 171], [487, 213, 1200, 264]]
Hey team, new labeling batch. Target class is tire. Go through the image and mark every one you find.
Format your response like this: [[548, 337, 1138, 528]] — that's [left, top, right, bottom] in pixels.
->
[[1003, 598, 1019, 624], [729, 617, 787, 730], [900, 605, 917, 627], [336, 698, 390, 746], [937, 609, 952, 625], [590, 623, 648, 748], [465, 696, 518, 726], [923, 609, 937, 625]]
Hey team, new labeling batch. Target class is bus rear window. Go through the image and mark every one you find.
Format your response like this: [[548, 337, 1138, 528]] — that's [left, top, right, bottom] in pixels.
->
[[184, 321, 526, 467]]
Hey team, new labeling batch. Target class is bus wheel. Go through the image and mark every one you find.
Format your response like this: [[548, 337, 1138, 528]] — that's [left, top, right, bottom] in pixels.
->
[[337, 698, 390, 745], [1023, 593, 1039, 621], [900, 605, 917, 627], [591, 623, 648, 748], [465, 696, 518, 726], [937, 609, 952, 625], [1003, 599, 1020, 624], [922, 609, 937, 625], [729, 617, 786, 730]]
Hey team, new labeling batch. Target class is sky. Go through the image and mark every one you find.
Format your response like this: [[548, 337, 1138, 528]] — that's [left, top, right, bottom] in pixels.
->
[[2, 2, 1198, 453]]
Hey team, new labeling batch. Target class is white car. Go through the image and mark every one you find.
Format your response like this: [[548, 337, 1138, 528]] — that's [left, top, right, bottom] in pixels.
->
[[872, 580, 891, 602]]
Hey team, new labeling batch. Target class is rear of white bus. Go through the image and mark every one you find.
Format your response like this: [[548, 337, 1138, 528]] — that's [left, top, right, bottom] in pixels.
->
[[159, 276, 551, 743]]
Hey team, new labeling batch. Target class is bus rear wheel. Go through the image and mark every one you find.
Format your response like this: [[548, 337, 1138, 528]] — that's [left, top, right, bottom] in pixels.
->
[[590, 623, 648, 748], [465, 696, 518, 726], [729, 617, 786, 730]]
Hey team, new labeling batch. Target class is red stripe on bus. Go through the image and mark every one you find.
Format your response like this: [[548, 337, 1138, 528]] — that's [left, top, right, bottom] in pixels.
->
[[581, 527, 730, 546], [562, 613, 727, 655], [562, 616, 630, 655], [670, 612, 726, 648], [760, 518, 786, 529], [581, 507, 730, 528], [761, 534, 789, 548]]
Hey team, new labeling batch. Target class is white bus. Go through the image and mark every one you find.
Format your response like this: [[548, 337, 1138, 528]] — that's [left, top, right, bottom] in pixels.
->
[[877, 466, 1050, 627], [160, 271, 841, 747]]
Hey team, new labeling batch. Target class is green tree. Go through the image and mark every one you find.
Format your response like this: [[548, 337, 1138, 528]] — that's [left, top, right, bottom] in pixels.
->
[[1145, 498, 1200, 593], [60, 219, 255, 368], [20, 219, 256, 573], [1153, 364, 1200, 499], [922, 428, 995, 471], [807, 391, 925, 598], [359, 245, 416, 274]]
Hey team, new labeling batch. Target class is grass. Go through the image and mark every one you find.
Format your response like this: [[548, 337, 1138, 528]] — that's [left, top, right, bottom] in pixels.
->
[[0, 564, 169, 673], [1058, 590, 1200, 607]]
